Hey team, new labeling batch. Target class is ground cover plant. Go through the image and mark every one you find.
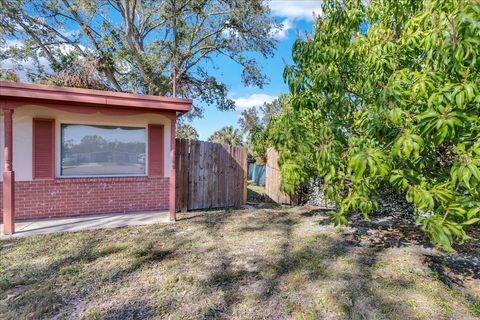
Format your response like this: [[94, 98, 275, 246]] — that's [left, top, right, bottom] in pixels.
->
[[266, 0, 480, 250], [0, 204, 479, 319]]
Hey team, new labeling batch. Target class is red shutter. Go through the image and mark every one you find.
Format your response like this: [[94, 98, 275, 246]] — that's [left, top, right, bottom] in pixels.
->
[[33, 118, 55, 179], [148, 124, 164, 177]]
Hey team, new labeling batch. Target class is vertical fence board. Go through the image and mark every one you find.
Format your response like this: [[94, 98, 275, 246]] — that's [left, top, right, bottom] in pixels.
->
[[189, 140, 199, 209], [196, 141, 203, 210], [265, 148, 291, 204], [242, 148, 248, 203], [200, 141, 207, 209], [175, 139, 189, 211], [218, 144, 226, 208]]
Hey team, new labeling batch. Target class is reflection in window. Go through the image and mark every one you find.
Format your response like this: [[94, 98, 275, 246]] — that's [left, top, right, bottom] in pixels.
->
[[61, 124, 146, 176]]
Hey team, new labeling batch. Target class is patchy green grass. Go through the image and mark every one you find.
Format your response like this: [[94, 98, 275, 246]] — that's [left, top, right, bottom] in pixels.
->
[[0, 207, 479, 319]]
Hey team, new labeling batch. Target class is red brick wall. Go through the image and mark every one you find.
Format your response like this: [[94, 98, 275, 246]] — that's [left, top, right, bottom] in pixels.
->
[[0, 177, 169, 221]]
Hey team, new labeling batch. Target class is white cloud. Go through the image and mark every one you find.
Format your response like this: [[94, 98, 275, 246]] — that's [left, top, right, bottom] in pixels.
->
[[269, 0, 321, 21], [1, 40, 90, 81], [1, 40, 50, 80], [221, 25, 240, 39], [3, 39, 24, 48], [234, 93, 277, 110], [271, 19, 293, 40]]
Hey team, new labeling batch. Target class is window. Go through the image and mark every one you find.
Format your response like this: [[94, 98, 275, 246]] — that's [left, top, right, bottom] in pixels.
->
[[61, 124, 146, 176]]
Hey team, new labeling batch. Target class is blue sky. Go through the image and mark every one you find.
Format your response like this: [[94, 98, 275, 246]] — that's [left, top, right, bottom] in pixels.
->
[[191, 1, 320, 140], [1, 1, 320, 140]]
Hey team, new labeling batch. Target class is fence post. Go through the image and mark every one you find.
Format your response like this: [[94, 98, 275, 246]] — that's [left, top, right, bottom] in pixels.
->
[[169, 115, 177, 221]]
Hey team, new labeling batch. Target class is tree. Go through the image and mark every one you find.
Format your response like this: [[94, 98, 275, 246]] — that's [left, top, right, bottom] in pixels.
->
[[238, 107, 261, 135], [238, 99, 281, 161], [269, 0, 480, 250], [208, 126, 243, 146], [0, 0, 279, 117], [0, 69, 19, 82], [176, 123, 199, 140], [37, 57, 110, 90], [238, 99, 281, 134]]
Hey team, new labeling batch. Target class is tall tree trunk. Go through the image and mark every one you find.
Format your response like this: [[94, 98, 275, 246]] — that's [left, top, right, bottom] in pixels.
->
[[171, 0, 177, 97]]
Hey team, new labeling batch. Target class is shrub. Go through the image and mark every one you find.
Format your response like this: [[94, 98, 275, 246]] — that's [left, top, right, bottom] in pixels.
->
[[269, 0, 480, 250]]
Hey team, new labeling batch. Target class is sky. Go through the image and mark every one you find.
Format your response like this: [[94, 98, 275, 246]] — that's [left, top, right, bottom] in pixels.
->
[[1, 0, 321, 141], [191, 1, 320, 140]]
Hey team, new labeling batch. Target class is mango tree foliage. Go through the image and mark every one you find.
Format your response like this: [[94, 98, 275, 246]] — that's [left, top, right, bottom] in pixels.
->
[[270, 0, 480, 250], [238, 99, 281, 162]]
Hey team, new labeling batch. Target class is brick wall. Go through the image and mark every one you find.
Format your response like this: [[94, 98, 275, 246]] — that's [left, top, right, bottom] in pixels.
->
[[0, 177, 169, 221]]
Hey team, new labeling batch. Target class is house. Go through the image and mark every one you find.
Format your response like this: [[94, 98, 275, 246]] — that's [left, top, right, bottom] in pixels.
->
[[0, 81, 192, 235]]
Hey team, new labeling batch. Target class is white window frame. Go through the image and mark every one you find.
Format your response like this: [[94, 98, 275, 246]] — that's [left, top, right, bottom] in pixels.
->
[[56, 122, 149, 178]]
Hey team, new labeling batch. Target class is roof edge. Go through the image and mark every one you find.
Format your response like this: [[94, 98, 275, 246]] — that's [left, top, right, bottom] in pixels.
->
[[0, 81, 192, 112]]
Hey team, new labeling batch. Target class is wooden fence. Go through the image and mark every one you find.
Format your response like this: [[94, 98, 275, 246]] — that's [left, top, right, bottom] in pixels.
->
[[265, 148, 291, 204], [175, 139, 247, 211]]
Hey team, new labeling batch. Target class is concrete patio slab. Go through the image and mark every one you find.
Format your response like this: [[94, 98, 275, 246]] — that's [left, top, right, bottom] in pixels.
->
[[0, 211, 170, 238]]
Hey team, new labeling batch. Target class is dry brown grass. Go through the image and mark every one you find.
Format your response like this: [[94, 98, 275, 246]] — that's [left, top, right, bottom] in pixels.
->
[[0, 206, 479, 319]]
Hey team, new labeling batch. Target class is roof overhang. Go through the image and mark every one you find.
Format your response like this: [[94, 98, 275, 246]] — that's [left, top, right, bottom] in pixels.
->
[[0, 81, 192, 113]]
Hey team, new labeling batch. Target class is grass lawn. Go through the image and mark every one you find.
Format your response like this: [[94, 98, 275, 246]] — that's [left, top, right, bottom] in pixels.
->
[[1, 205, 479, 319]]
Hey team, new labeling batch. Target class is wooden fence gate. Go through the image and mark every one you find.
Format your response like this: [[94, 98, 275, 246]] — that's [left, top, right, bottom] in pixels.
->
[[175, 139, 247, 211]]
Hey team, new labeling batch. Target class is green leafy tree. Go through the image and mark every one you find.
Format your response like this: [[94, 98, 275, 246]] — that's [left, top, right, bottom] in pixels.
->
[[238, 99, 281, 161], [176, 123, 199, 140], [238, 99, 281, 134], [270, 0, 480, 250], [0, 69, 19, 81], [238, 107, 261, 135], [38, 57, 110, 90], [0, 0, 279, 117], [208, 126, 243, 146]]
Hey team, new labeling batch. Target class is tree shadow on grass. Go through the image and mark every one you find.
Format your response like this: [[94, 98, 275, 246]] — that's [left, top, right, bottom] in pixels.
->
[[194, 211, 392, 318], [201, 256, 250, 319], [98, 302, 155, 320], [247, 185, 265, 204], [303, 208, 480, 278], [425, 254, 480, 286], [349, 211, 480, 288], [0, 227, 186, 320], [183, 208, 478, 319], [196, 213, 299, 318], [4, 207, 478, 319], [300, 208, 332, 217], [238, 213, 293, 234], [2, 236, 111, 290], [225, 209, 453, 318], [177, 209, 237, 235], [257, 234, 428, 319]]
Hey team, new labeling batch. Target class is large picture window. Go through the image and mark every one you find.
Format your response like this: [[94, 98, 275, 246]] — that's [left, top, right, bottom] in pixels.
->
[[61, 124, 146, 176]]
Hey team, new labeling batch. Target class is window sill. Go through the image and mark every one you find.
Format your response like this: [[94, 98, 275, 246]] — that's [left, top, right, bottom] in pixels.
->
[[53, 176, 166, 184]]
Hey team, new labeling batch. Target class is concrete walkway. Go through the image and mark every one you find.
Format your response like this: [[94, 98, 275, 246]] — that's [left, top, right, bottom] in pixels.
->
[[0, 211, 170, 238]]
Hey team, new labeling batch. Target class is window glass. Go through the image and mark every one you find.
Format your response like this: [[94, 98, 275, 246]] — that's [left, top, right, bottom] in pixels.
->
[[61, 124, 146, 176]]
